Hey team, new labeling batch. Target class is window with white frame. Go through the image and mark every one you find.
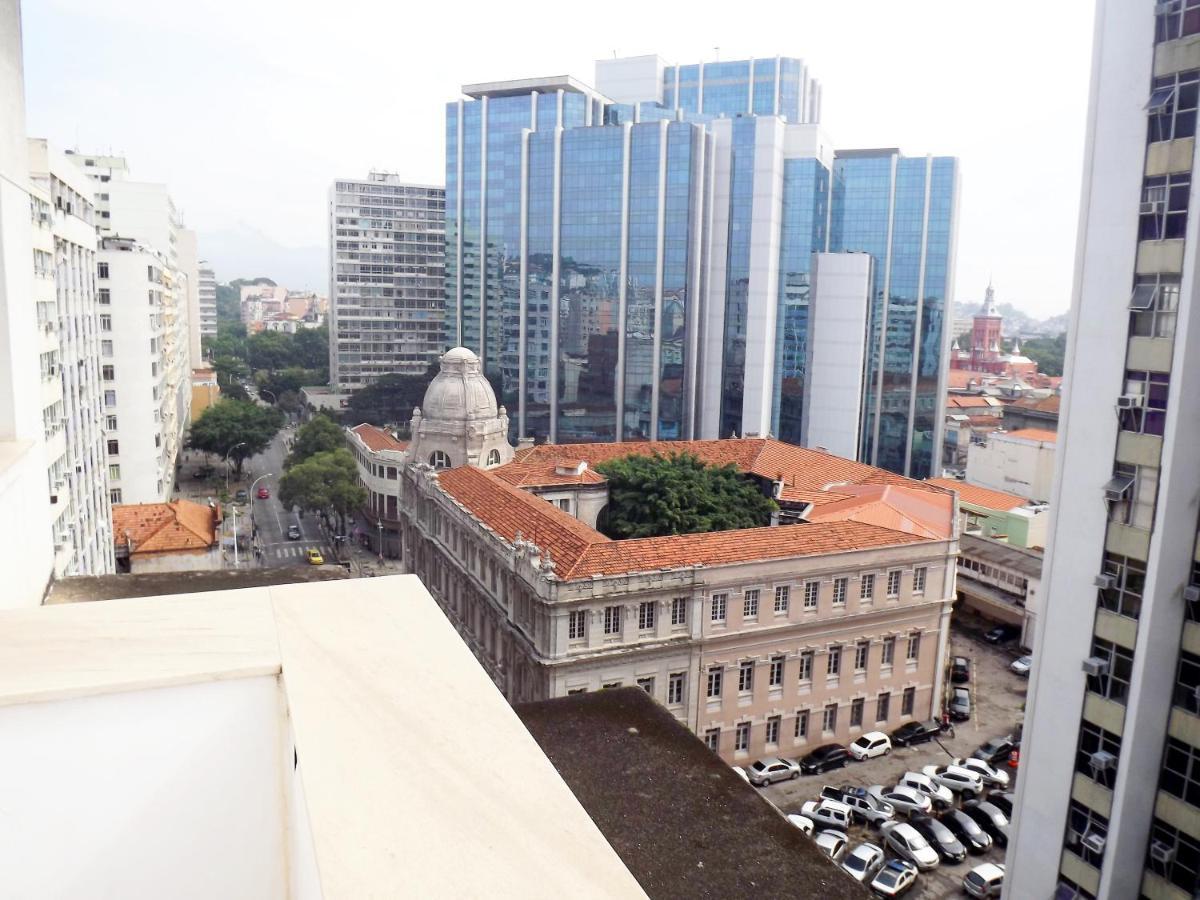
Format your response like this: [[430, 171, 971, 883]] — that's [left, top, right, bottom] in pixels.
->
[[850, 697, 864, 728], [775, 584, 791, 613], [105, 415, 117, 430], [913, 567, 927, 594], [637, 676, 655, 695], [803, 581, 819, 609], [860, 573, 875, 601], [882, 637, 895, 666], [832, 577, 847, 606], [668, 672, 684, 705], [705, 729, 720, 752], [902, 686, 916, 717], [638, 601, 655, 631], [603, 605, 622, 635], [1149, 70, 1200, 142], [743, 589, 759, 619], [707, 666, 723, 698], [735, 721, 750, 751], [906, 632, 921, 662], [765, 715, 781, 746], [854, 641, 869, 672], [671, 597, 687, 626], [109, 488, 121, 504], [822, 704, 837, 733], [768, 655, 784, 686], [568, 610, 586, 641], [739, 661, 754, 693], [887, 570, 902, 598], [711, 593, 727, 623], [798, 650, 814, 683], [1119, 371, 1170, 437], [795, 710, 809, 739], [1130, 275, 1180, 339], [1156, 0, 1200, 45], [876, 692, 890, 722], [1139, 173, 1190, 241], [827, 645, 842, 677]]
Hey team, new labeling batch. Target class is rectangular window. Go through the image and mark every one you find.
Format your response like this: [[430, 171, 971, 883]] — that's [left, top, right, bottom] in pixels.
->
[[739, 661, 754, 693], [775, 584, 791, 613], [795, 710, 809, 739], [671, 597, 687, 626], [1157, 1, 1200, 45], [802, 581, 818, 609], [850, 697, 864, 728], [832, 577, 847, 606], [103, 390, 116, 407], [1148, 71, 1200, 142], [798, 651, 814, 682], [711, 593, 727, 623], [1087, 637, 1136, 705], [735, 721, 750, 751], [105, 415, 117, 430], [860, 573, 875, 601], [603, 605, 621, 635], [1139, 173, 1190, 241], [108, 488, 121, 504], [765, 715, 781, 746], [769, 655, 784, 687], [705, 729, 720, 752], [707, 666, 723, 698], [881, 637, 895, 666], [1160, 737, 1200, 807], [1147, 818, 1200, 893], [827, 645, 841, 677], [1076, 722, 1121, 790], [876, 692, 891, 722], [1098, 553, 1147, 620], [1119, 371, 1170, 436], [98, 288, 110, 305], [743, 589, 759, 619], [568, 610, 586, 641], [97, 262, 109, 279], [906, 632, 921, 662], [913, 567, 927, 594], [101, 365, 114, 380], [854, 641, 869, 672], [1066, 800, 1110, 869], [106, 439, 119, 455], [101, 340, 113, 357], [637, 676, 655, 695], [1130, 274, 1180, 339], [99, 315, 112, 331], [902, 687, 916, 717], [887, 570, 902, 598], [638, 601, 655, 631], [822, 703, 837, 733], [668, 672, 684, 705], [108, 464, 120, 480], [1173, 649, 1200, 714]]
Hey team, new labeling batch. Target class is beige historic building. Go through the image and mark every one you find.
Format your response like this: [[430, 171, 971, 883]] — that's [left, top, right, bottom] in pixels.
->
[[350, 348, 961, 763]]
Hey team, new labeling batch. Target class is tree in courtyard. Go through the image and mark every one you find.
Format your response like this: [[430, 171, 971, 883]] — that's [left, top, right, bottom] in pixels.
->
[[340, 364, 439, 428], [595, 452, 778, 539], [187, 399, 284, 477], [285, 415, 346, 469], [278, 448, 366, 537]]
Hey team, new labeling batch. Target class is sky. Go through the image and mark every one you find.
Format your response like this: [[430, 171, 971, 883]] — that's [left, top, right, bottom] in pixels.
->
[[21, 0, 1094, 316]]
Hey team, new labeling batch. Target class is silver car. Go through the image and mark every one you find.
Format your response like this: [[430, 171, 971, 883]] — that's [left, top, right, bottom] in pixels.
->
[[840, 842, 885, 883], [868, 784, 932, 817], [951, 756, 1011, 789], [746, 756, 800, 786], [880, 821, 941, 870], [814, 829, 847, 862]]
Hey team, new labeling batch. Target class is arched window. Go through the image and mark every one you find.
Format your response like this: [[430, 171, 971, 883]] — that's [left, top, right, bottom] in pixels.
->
[[487, 448, 501, 467], [429, 450, 451, 469]]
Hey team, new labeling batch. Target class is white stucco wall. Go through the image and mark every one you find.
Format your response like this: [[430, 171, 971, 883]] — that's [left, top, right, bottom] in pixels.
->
[[966, 433, 1056, 502]]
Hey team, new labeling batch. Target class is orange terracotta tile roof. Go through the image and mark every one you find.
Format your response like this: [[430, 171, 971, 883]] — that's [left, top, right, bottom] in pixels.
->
[[947, 395, 1000, 409], [805, 484, 954, 539], [112, 500, 219, 554], [351, 423, 408, 452], [1004, 428, 1058, 444], [1008, 395, 1061, 414], [926, 478, 1030, 512], [946, 370, 980, 390]]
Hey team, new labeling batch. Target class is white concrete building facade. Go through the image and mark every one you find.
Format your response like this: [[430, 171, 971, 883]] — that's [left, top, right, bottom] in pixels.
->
[[197, 261, 217, 341], [965, 428, 1057, 503]]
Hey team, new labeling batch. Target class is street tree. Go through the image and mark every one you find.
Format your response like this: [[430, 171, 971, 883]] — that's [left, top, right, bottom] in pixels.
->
[[286, 415, 346, 469], [278, 448, 365, 537], [187, 399, 284, 477], [595, 452, 777, 539]]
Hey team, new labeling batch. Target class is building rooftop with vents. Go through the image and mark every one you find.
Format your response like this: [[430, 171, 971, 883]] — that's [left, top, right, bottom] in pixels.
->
[[111, 500, 222, 573]]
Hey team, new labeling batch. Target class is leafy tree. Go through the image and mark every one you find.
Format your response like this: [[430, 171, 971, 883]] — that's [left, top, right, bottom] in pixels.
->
[[340, 364, 438, 427], [286, 415, 346, 469], [247, 330, 295, 371], [292, 326, 330, 370], [595, 452, 778, 539], [277, 390, 304, 415], [278, 448, 366, 537], [1019, 332, 1067, 377], [187, 399, 284, 477], [255, 366, 320, 400]]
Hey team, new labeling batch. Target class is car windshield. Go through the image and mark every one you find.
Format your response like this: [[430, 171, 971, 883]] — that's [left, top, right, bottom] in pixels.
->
[[966, 872, 985, 887], [876, 869, 900, 887], [750, 761, 767, 771], [845, 854, 867, 872], [852, 737, 869, 747]]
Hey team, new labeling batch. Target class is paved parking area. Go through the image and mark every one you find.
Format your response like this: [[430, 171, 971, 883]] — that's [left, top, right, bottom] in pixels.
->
[[759, 623, 1029, 897]]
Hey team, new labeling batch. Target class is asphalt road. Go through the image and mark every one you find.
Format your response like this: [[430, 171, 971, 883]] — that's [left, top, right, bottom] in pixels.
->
[[243, 426, 333, 568]]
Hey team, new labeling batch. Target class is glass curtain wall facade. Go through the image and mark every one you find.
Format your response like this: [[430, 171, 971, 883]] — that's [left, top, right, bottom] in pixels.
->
[[662, 57, 818, 123]]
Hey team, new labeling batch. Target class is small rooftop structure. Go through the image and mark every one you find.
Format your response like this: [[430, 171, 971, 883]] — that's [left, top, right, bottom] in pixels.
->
[[112, 500, 220, 557], [349, 423, 408, 453]]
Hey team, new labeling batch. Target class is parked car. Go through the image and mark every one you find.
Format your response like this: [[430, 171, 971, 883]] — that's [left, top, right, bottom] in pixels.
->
[[1010, 655, 1033, 677], [841, 842, 886, 883], [798, 744, 851, 774], [897, 771, 953, 809], [234, 489, 249, 502], [950, 756, 1011, 788], [962, 800, 1010, 847], [800, 799, 854, 832], [785, 813, 814, 835], [972, 736, 1016, 765], [951, 656, 971, 683], [890, 719, 945, 747], [747, 756, 800, 786], [821, 785, 895, 827], [257, 486, 270, 499], [192, 467, 213, 479], [987, 792, 1015, 818], [813, 829, 848, 862], [983, 624, 1021, 645], [908, 813, 968, 864], [879, 821, 940, 870], [940, 808, 994, 855], [870, 859, 918, 897], [730, 766, 749, 783], [868, 784, 932, 817], [849, 731, 893, 761], [963, 862, 1006, 898], [305, 548, 324, 566], [950, 686, 972, 721], [287, 524, 302, 540], [920, 764, 985, 799]]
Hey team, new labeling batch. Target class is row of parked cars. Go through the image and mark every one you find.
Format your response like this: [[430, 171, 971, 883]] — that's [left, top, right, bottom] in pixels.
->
[[778, 735, 1018, 897]]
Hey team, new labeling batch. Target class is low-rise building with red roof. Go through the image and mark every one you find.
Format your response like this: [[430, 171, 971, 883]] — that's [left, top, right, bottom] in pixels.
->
[[112, 500, 222, 574]]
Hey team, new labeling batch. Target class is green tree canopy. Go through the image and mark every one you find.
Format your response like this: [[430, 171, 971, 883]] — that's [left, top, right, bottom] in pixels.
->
[[187, 399, 284, 477], [340, 364, 438, 428], [1018, 333, 1066, 377], [286, 415, 346, 469], [278, 448, 366, 535], [595, 452, 778, 539]]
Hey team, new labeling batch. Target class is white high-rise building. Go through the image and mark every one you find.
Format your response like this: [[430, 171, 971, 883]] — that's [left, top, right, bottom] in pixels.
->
[[198, 261, 217, 341], [27, 138, 115, 577], [177, 227, 202, 367], [0, 0, 55, 606], [1008, 1, 1200, 898], [328, 173, 445, 390]]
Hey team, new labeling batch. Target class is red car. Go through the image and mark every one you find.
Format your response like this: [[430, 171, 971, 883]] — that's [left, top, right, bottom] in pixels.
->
[[257, 487, 270, 499]]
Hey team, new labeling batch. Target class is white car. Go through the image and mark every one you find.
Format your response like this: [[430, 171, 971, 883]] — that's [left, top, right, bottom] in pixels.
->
[[898, 771, 954, 808], [920, 763, 985, 799], [951, 756, 1011, 788], [800, 798, 854, 832], [867, 784, 932, 817], [880, 821, 940, 870], [848, 730, 893, 760], [963, 862, 1006, 898], [786, 813, 814, 835], [1010, 655, 1032, 677], [870, 859, 919, 897], [813, 829, 847, 862], [840, 842, 885, 883]]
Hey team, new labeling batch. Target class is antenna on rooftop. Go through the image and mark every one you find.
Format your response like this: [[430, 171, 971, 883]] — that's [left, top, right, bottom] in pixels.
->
[[714, 46, 721, 61]]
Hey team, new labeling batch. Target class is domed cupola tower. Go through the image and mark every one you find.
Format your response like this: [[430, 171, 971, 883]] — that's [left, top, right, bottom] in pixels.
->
[[408, 347, 514, 470]]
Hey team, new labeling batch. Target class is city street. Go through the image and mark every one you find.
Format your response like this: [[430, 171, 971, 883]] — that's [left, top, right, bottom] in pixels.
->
[[243, 424, 334, 568]]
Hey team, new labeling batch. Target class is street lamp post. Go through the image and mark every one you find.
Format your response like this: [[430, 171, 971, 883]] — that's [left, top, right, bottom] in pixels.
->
[[259, 389, 277, 405], [377, 520, 383, 562], [249, 472, 272, 563], [224, 441, 247, 493]]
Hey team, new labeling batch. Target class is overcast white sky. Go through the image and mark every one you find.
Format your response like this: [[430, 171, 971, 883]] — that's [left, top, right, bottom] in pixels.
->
[[22, 0, 1094, 315]]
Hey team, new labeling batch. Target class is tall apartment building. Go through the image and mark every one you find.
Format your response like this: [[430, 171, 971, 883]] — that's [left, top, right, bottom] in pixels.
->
[[328, 174, 446, 390], [1008, 2, 1200, 898], [444, 55, 957, 478], [0, 1, 55, 606], [28, 139, 115, 577], [197, 261, 217, 341], [177, 227, 202, 366]]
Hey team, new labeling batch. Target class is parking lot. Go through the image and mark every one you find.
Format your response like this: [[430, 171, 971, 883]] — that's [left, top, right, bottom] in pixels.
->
[[760, 623, 1028, 897]]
